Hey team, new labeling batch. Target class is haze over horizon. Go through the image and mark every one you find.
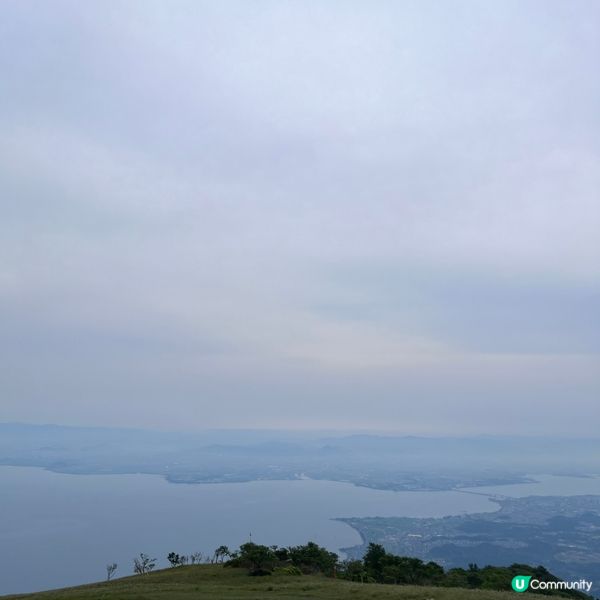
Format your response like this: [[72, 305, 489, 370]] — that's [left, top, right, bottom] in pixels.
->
[[1, 1, 599, 435]]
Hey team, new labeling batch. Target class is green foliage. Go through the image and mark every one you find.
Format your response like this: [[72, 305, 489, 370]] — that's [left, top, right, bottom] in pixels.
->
[[213, 546, 231, 564], [287, 542, 338, 575], [444, 567, 470, 587], [234, 542, 278, 576], [167, 553, 183, 567], [362, 544, 444, 586], [11, 539, 590, 600], [272, 546, 290, 562], [227, 541, 337, 577], [340, 543, 587, 598], [432, 562, 588, 597], [338, 559, 369, 583], [273, 565, 303, 576], [222, 539, 589, 598], [363, 543, 387, 581]]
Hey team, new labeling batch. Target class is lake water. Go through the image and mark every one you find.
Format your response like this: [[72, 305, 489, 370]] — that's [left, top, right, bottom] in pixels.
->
[[1, 467, 600, 595]]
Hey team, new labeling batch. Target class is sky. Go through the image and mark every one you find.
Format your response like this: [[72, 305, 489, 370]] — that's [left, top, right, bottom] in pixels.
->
[[1, 0, 599, 434]]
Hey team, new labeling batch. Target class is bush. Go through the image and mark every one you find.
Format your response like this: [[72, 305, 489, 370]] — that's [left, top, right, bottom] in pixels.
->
[[235, 542, 277, 575], [274, 565, 303, 576], [287, 542, 338, 575]]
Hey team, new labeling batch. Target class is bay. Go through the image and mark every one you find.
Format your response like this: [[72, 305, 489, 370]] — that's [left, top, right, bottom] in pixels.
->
[[1, 466, 599, 594]]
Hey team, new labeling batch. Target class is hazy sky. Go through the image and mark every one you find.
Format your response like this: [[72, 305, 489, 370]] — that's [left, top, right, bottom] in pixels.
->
[[1, 1, 598, 434]]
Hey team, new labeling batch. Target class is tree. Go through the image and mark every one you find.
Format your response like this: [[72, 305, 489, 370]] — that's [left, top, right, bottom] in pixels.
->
[[190, 552, 203, 564], [133, 553, 156, 575], [340, 559, 367, 582], [237, 542, 277, 575], [287, 542, 338, 575], [213, 545, 231, 563], [467, 562, 482, 588], [363, 543, 387, 582], [167, 552, 181, 567], [272, 546, 289, 562], [106, 563, 117, 581]]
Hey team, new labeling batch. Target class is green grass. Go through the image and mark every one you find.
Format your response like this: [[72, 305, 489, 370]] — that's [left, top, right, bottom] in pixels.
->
[[3, 564, 550, 600]]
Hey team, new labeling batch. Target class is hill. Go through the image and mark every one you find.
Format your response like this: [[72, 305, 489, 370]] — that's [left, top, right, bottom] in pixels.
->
[[2, 564, 556, 600]]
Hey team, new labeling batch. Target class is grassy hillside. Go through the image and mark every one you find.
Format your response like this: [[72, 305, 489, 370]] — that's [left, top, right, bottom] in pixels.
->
[[3, 564, 551, 600]]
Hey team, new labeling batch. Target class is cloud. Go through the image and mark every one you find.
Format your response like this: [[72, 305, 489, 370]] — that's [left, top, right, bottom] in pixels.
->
[[0, 0, 598, 432]]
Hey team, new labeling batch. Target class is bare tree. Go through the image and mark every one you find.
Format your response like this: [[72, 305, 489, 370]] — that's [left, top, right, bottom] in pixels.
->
[[133, 553, 156, 575], [106, 563, 117, 581], [190, 552, 203, 565]]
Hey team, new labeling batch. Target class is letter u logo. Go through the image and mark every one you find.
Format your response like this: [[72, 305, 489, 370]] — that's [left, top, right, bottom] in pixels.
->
[[512, 575, 532, 592]]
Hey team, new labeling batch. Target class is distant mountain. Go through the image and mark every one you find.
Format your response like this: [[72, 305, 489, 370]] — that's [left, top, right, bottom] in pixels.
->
[[1, 422, 598, 491]]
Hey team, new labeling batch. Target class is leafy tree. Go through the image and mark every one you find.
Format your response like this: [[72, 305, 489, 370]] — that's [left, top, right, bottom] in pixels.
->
[[422, 560, 445, 585], [339, 559, 368, 582], [272, 546, 290, 562], [395, 557, 428, 584], [167, 552, 181, 567], [466, 562, 482, 588], [168, 552, 190, 567], [444, 567, 469, 587], [213, 545, 231, 563], [287, 542, 338, 575], [363, 543, 387, 582], [236, 542, 277, 575]]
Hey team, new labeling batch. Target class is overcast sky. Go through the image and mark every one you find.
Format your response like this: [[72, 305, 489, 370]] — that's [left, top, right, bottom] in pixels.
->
[[1, 0, 598, 434]]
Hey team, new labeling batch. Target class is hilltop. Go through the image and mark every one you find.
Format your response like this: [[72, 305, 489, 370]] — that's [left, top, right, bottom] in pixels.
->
[[2, 564, 556, 600], [3, 541, 591, 600]]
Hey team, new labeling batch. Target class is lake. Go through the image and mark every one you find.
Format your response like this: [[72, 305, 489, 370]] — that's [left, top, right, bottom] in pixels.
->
[[2, 466, 600, 594]]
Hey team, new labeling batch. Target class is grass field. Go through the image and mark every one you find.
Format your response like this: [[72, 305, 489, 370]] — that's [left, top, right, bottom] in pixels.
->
[[3, 564, 549, 600]]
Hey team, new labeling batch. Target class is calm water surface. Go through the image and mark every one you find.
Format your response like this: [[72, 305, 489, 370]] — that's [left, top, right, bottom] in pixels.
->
[[1, 466, 599, 594]]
